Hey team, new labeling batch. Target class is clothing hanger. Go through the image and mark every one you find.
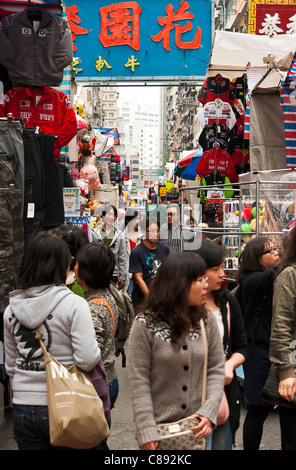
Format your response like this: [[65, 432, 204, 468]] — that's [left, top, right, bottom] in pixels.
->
[[0, 113, 14, 125]]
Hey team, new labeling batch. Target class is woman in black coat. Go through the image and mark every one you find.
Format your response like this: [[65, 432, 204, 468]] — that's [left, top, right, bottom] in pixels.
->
[[236, 237, 279, 450], [196, 240, 248, 449]]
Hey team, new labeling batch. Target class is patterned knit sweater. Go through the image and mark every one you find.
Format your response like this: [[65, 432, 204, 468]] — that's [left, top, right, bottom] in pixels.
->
[[85, 288, 118, 383], [128, 312, 225, 447]]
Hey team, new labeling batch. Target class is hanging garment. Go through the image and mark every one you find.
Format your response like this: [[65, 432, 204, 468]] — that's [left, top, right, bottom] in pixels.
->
[[232, 75, 248, 110], [198, 172, 234, 204], [229, 149, 250, 182], [281, 53, 296, 168], [22, 129, 66, 244], [0, 86, 77, 160], [22, 128, 46, 245], [0, 118, 24, 205], [42, 133, 65, 229], [196, 146, 237, 182], [198, 122, 234, 153], [198, 99, 236, 130], [198, 74, 235, 107], [0, 63, 12, 93], [0, 187, 24, 311], [0, 6, 72, 87]]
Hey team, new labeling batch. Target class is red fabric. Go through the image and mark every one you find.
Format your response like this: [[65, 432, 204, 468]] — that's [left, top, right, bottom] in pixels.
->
[[198, 75, 235, 107], [196, 147, 236, 182], [129, 239, 136, 250], [0, 86, 77, 160]]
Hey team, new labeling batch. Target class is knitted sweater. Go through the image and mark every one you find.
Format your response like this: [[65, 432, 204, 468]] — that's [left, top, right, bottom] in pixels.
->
[[128, 312, 225, 447], [85, 288, 119, 383]]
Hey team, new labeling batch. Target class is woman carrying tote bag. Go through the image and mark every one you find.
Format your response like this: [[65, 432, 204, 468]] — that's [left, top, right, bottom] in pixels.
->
[[4, 232, 101, 450]]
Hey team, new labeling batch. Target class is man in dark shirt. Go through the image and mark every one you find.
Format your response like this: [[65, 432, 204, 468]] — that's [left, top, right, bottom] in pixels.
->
[[129, 217, 170, 308], [202, 204, 224, 245]]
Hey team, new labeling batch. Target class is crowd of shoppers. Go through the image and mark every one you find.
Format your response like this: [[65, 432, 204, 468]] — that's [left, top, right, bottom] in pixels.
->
[[3, 202, 296, 451]]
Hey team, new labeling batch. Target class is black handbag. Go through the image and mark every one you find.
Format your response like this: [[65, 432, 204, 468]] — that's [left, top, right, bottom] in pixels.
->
[[261, 364, 296, 408]]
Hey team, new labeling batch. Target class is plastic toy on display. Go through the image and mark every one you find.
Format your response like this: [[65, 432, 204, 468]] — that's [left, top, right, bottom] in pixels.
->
[[80, 165, 101, 191]]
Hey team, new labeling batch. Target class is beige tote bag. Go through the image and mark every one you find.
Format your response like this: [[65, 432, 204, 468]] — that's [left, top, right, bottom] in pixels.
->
[[35, 331, 110, 449]]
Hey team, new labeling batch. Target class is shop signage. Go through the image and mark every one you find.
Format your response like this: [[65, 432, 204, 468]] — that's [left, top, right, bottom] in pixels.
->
[[248, 0, 296, 35], [63, 187, 80, 216], [63, 0, 213, 81], [139, 168, 165, 179]]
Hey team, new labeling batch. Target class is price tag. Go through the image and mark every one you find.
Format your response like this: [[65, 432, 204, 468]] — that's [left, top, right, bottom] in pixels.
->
[[27, 203, 35, 218]]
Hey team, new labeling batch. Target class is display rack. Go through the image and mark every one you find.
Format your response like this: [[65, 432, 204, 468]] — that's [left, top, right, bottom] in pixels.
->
[[180, 174, 296, 282]]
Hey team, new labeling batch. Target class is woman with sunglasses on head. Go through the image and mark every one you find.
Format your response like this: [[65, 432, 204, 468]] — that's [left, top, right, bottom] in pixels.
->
[[128, 252, 225, 450], [195, 240, 248, 450], [270, 226, 296, 450], [236, 237, 280, 450]]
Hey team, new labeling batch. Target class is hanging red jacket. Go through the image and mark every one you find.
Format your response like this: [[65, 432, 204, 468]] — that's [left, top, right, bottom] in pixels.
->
[[0, 86, 77, 160], [198, 74, 235, 107], [196, 146, 237, 182]]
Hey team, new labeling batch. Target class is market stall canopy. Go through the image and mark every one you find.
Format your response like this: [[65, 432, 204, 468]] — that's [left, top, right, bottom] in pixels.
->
[[207, 31, 296, 81], [174, 150, 202, 180]]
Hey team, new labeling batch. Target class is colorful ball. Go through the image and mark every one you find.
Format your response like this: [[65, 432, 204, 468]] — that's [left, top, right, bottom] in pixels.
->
[[241, 223, 252, 233], [251, 207, 261, 218], [242, 208, 252, 222], [250, 219, 257, 231]]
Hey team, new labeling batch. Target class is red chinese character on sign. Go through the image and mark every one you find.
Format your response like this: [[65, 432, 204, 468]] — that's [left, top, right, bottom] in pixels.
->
[[99, 2, 142, 51], [151, 0, 201, 52], [65, 5, 89, 52]]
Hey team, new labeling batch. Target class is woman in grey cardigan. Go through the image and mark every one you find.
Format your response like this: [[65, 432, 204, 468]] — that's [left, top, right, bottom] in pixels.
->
[[128, 252, 225, 450]]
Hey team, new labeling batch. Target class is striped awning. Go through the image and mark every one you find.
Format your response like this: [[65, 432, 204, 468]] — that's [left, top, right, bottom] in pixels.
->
[[246, 64, 268, 92], [281, 53, 296, 168], [244, 65, 269, 138]]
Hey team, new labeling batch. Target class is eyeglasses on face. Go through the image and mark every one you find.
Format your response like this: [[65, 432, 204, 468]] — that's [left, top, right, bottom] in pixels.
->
[[192, 276, 208, 285], [262, 247, 278, 255], [146, 228, 160, 234], [167, 212, 177, 217]]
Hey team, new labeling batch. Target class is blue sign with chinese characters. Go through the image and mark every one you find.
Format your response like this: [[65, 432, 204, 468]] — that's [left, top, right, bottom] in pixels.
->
[[63, 0, 213, 81]]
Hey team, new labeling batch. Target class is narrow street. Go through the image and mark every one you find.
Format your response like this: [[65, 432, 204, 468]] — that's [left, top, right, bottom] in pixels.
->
[[0, 355, 281, 451]]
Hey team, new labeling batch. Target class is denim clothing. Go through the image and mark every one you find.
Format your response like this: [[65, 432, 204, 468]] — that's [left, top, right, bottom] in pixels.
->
[[205, 432, 212, 450], [109, 376, 119, 410], [13, 405, 65, 450], [211, 419, 233, 450]]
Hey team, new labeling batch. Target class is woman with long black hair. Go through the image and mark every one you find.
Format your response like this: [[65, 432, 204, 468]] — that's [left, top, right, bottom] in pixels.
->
[[196, 240, 247, 450], [236, 236, 279, 450], [128, 252, 225, 450], [4, 232, 101, 450]]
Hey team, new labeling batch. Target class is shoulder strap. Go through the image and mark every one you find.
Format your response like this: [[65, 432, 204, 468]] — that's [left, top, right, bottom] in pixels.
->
[[200, 319, 207, 406], [224, 301, 231, 359], [88, 298, 116, 334]]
